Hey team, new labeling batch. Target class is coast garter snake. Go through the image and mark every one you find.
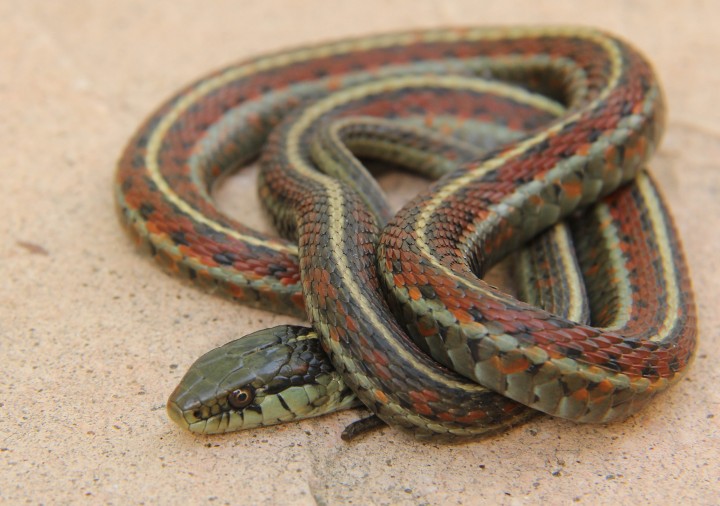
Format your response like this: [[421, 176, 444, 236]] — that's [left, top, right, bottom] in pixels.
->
[[116, 27, 697, 440]]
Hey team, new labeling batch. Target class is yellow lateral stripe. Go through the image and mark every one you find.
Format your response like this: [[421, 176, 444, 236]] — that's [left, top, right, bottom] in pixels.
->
[[636, 172, 681, 342]]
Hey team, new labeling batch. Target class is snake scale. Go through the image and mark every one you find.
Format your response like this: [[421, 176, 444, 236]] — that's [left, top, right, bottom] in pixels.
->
[[115, 27, 696, 440]]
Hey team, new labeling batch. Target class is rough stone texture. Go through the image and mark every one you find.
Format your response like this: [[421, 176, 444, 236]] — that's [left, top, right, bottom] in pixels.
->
[[1, 1, 717, 504]]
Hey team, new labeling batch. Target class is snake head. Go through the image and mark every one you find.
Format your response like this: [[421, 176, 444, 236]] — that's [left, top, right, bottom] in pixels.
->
[[166, 325, 359, 434]]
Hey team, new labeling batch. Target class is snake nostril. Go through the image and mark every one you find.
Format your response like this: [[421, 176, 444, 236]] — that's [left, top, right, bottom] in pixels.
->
[[193, 409, 203, 420]]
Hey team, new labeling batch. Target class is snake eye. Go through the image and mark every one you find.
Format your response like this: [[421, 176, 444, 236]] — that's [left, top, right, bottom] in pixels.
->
[[228, 386, 255, 409]]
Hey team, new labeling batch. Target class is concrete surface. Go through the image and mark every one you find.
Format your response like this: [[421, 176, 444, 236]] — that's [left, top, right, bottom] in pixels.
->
[[1, 1, 718, 504]]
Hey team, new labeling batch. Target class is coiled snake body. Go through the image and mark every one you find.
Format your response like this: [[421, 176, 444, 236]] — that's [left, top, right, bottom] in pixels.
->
[[116, 27, 696, 439]]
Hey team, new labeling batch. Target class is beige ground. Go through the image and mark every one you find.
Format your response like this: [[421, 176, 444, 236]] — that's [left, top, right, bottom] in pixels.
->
[[1, 1, 718, 504]]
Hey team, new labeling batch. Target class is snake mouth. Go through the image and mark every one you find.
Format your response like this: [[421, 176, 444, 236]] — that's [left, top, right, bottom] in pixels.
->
[[166, 399, 214, 433], [167, 389, 218, 433], [166, 399, 190, 429]]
